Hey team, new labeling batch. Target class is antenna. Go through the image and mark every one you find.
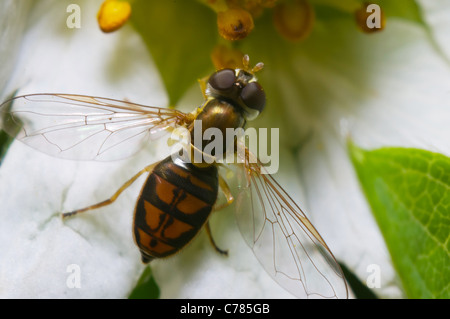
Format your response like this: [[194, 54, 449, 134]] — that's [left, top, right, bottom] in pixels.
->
[[242, 54, 264, 74]]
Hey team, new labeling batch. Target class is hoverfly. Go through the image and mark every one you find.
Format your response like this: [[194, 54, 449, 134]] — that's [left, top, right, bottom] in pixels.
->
[[0, 55, 348, 299]]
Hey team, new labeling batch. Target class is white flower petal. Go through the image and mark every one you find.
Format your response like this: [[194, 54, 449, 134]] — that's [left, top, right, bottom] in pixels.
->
[[0, 0, 32, 96], [417, 0, 450, 62], [278, 19, 450, 298]]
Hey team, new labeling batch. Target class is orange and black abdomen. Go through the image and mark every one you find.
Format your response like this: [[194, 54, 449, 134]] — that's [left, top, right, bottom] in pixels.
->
[[133, 156, 219, 263]]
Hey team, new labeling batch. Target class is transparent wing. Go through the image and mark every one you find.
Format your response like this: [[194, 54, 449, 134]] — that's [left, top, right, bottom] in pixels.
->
[[0, 93, 192, 161], [234, 148, 348, 299]]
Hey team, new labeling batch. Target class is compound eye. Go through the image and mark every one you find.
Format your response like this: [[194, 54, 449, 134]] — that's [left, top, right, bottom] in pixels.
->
[[208, 69, 236, 91], [240, 82, 266, 112]]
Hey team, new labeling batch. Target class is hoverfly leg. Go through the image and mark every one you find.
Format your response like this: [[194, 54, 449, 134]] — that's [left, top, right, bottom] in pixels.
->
[[204, 176, 234, 256], [205, 220, 228, 256], [62, 162, 158, 219]]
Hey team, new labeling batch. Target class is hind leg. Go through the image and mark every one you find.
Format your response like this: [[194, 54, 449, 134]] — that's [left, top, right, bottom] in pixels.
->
[[205, 175, 234, 255], [62, 162, 157, 219]]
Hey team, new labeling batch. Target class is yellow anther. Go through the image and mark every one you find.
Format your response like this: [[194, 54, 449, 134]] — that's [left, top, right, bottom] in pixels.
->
[[97, 0, 132, 33], [273, 0, 315, 42], [217, 7, 255, 41]]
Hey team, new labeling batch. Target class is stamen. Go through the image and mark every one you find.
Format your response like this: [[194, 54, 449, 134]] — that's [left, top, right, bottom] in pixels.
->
[[273, 0, 315, 42], [217, 7, 255, 41]]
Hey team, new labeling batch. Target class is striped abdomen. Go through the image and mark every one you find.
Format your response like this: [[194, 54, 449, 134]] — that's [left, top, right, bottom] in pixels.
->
[[133, 155, 219, 263]]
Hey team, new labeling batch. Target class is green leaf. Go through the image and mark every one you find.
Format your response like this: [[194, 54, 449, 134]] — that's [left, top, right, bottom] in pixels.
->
[[130, 0, 218, 106], [128, 266, 160, 299], [349, 144, 450, 299]]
